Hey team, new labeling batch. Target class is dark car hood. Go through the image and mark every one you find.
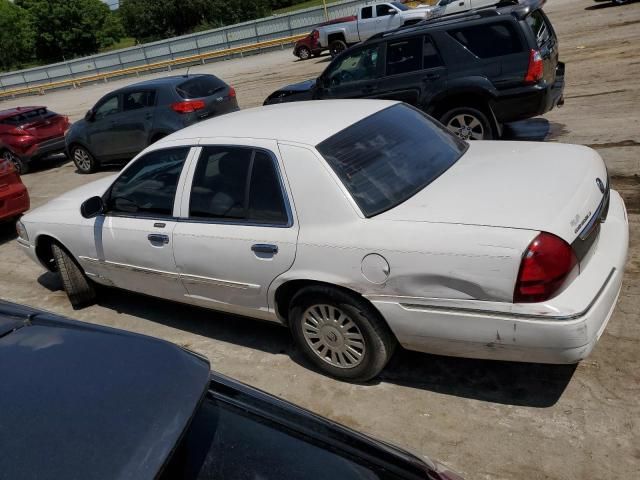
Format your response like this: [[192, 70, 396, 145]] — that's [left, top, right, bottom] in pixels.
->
[[264, 79, 316, 104], [0, 301, 210, 480]]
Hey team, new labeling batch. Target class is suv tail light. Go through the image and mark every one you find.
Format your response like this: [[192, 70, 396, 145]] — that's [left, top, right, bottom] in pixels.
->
[[524, 49, 544, 84], [170, 100, 206, 114], [514, 232, 578, 303], [227, 86, 236, 98]]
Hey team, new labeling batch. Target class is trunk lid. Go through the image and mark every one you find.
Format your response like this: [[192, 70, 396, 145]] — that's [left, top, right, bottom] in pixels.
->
[[9, 107, 69, 141], [377, 141, 607, 243]]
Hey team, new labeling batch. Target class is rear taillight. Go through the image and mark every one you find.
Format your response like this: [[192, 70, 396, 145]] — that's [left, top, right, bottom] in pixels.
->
[[227, 86, 236, 98], [514, 232, 578, 303], [524, 49, 544, 84], [170, 100, 206, 114]]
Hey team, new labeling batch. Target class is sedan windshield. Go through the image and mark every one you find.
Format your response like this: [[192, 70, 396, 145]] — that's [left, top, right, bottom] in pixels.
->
[[316, 104, 467, 217]]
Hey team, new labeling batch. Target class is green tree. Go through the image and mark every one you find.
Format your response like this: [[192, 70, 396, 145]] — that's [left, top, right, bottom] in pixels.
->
[[16, 0, 125, 62], [0, 0, 35, 71]]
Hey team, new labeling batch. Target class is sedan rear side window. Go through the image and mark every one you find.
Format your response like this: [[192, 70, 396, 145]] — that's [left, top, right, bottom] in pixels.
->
[[317, 104, 466, 217], [176, 76, 226, 99], [448, 22, 523, 58]]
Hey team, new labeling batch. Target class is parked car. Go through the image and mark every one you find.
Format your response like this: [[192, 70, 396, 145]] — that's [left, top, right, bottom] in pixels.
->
[[294, 16, 357, 60], [17, 101, 628, 382], [0, 300, 462, 480], [65, 74, 238, 174], [420, 0, 501, 19], [0, 106, 70, 174], [317, 2, 431, 57], [264, 0, 565, 140], [0, 157, 29, 223]]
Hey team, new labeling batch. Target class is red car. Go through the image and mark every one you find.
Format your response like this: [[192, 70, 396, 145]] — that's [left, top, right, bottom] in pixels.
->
[[0, 106, 70, 174], [293, 16, 357, 60], [0, 157, 29, 223]]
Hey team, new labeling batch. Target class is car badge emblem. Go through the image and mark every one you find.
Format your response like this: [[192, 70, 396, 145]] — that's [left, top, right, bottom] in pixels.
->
[[596, 178, 605, 194]]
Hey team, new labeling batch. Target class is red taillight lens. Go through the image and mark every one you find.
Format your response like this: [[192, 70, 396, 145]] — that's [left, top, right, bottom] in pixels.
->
[[227, 86, 236, 98], [170, 100, 206, 114], [514, 232, 578, 303], [524, 49, 544, 84]]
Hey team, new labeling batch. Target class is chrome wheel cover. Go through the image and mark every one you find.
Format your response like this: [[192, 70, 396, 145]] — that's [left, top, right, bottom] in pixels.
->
[[298, 47, 310, 60], [302, 304, 366, 369], [74, 148, 91, 171], [446, 113, 485, 140]]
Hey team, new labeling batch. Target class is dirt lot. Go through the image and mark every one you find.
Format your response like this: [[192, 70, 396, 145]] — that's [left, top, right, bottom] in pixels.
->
[[1, 0, 639, 478]]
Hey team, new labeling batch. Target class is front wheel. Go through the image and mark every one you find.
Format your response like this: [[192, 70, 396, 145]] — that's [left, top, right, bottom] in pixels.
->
[[52, 243, 96, 309], [329, 40, 347, 58], [297, 46, 311, 60], [289, 286, 396, 382], [440, 107, 494, 140], [3, 150, 28, 174], [71, 145, 98, 174]]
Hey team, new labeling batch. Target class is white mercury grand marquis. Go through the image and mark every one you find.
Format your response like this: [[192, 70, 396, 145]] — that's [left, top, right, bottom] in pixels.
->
[[17, 100, 628, 381]]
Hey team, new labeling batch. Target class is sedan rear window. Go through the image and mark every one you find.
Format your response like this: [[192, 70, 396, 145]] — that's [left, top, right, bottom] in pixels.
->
[[176, 75, 226, 99], [1, 108, 55, 126], [317, 104, 466, 217]]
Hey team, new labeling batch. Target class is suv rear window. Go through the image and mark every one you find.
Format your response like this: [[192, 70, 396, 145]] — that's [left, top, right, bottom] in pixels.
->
[[526, 10, 552, 48], [448, 22, 523, 58], [1, 108, 55, 126], [316, 104, 467, 217], [176, 76, 226, 99]]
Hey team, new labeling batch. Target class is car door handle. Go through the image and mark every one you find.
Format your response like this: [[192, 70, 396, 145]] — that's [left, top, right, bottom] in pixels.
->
[[251, 244, 278, 255], [424, 73, 441, 81], [148, 233, 169, 245]]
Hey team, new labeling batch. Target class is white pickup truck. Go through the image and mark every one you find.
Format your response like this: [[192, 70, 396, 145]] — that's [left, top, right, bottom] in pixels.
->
[[317, 2, 430, 57], [421, 0, 500, 20]]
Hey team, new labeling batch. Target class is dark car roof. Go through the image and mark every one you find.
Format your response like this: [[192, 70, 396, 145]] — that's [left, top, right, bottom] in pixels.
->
[[0, 301, 210, 480], [113, 73, 213, 92], [0, 106, 46, 120]]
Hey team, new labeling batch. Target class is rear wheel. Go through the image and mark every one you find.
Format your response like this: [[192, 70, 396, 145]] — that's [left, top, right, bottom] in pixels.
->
[[3, 150, 28, 174], [440, 106, 494, 140], [71, 145, 97, 174], [52, 243, 96, 309], [297, 46, 311, 60], [289, 286, 396, 382], [329, 40, 347, 58]]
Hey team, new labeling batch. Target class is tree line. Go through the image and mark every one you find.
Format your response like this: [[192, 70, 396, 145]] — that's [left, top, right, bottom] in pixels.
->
[[0, 0, 311, 72]]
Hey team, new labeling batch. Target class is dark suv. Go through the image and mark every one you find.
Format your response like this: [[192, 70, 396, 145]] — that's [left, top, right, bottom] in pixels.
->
[[66, 74, 238, 173], [264, 0, 564, 140]]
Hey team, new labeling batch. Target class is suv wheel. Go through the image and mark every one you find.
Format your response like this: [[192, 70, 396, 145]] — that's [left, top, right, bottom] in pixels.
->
[[297, 46, 311, 60], [71, 145, 97, 174], [440, 107, 494, 140], [329, 40, 347, 58], [3, 150, 28, 174], [289, 286, 396, 382]]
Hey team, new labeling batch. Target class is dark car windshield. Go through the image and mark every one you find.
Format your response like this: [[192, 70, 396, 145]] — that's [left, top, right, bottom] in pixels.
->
[[391, 2, 409, 10], [316, 104, 467, 217]]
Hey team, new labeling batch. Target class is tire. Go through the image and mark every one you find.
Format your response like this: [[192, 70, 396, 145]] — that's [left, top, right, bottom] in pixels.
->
[[297, 46, 311, 60], [52, 243, 96, 309], [71, 145, 98, 174], [439, 106, 495, 140], [3, 150, 28, 175], [289, 286, 396, 382], [329, 40, 347, 58]]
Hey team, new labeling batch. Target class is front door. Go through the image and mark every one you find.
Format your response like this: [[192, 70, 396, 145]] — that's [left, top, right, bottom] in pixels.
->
[[85, 146, 192, 301], [86, 94, 124, 159], [318, 43, 383, 100], [172, 141, 298, 319]]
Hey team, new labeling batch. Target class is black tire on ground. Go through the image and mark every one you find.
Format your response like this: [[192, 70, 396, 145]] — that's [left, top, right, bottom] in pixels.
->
[[289, 286, 396, 382], [297, 46, 311, 60], [312, 51, 321, 58], [71, 145, 98, 174], [52, 243, 96, 309], [329, 40, 347, 58], [3, 150, 28, 175], [439, 106, 495, 141]]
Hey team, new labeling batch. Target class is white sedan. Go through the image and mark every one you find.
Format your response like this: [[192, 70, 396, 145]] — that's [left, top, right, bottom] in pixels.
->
[[17, 100, 628, 381]]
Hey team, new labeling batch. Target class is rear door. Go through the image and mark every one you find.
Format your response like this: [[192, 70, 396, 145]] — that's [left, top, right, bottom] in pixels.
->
[[356, 6, 378, 41], [318, 43, 383, 99], [525, 9, 559, 85]]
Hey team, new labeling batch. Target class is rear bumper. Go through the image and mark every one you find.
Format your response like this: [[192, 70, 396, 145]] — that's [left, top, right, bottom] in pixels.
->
[[0, 183, 29, 221], [14, 135, 67, 162], [370, 191, 628, 364]]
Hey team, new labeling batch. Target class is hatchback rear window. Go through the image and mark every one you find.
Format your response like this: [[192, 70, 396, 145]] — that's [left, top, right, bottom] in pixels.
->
[[448, 22, 523, 58], [316, 104, 467, 217], [1, 108, 55, 126], [176, 76, 226, 99]]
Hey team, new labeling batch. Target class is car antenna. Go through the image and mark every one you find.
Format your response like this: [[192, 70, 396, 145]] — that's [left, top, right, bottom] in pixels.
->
[[184, 66, 191, 77]]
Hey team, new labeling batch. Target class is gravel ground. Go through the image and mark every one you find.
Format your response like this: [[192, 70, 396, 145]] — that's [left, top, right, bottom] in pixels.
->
[[0, 0, 639, 478]]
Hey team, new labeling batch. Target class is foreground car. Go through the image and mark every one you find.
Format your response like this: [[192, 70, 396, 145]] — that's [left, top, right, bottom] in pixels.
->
[[0, 300, 461, 480], [0, 157, 29, 222], [17, 101, 628, 381], [0, 106, 70, 174], [65, 73, 238, 174]]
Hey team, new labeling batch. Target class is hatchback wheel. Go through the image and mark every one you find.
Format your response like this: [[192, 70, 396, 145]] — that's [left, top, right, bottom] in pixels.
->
[[71, 145, 97, 174], [440, 107, 494, 140], [290, 286, 396, 382], [3, 150, 28, 174], [329, 40, 347, 58], [297, 46, 311, 60], [52, 243, 96, 309]]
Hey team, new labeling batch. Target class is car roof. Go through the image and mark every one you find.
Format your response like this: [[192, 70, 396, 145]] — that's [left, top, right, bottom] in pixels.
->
[[112, 73, 213, 92], [162, 99, 398, 146], [0, 300, 211, 480], [0, 106, 46, 120]]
